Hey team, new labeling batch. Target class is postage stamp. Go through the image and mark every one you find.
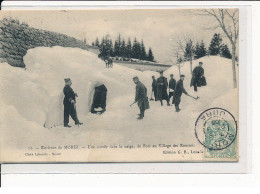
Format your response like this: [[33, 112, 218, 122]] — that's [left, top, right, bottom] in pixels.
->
[[195, 108, 238, 159]]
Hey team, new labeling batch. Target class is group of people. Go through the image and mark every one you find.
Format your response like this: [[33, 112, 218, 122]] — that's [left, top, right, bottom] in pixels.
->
[[133, 72, 187, 120], [62, 62, 206, 127], [133, 62, 206, 120]]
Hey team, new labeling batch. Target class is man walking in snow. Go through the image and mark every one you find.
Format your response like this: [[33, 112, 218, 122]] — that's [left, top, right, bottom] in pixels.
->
[[133, 76, 150, 120], [151, 75, 158, 101], [156, 71, 170, 106], [173, 75, 189, 112], [63, 78, 83, 127], [168, 74, 176, 104], [191, 62, 204, 92]]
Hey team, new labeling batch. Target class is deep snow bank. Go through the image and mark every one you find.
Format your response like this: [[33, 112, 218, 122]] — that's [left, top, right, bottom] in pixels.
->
[[165, 56, 238, 110], [0, 46, 155, 130], [0, 47, 238, 156]]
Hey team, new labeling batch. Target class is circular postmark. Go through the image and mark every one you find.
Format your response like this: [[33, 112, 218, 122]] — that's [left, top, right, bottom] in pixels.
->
[[195, 108, 237, 150]]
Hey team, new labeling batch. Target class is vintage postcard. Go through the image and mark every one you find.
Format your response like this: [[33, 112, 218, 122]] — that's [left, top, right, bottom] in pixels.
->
[[0, 9, 239, 163]]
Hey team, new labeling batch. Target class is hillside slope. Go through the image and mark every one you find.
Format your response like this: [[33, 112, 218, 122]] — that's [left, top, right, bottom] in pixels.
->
[[0, 47, 238, 162]]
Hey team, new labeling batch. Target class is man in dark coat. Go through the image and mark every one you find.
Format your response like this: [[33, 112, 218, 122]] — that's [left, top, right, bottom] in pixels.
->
[[63, 78, 83, 127], [173, 75, 189, 112], [151, 75, 158, 101], [191, 62, 204, 92], [91, 84, 107, 114], [168, 74, 176, 104], [156, 71, 170, 106], [133, 76, 150, 120]]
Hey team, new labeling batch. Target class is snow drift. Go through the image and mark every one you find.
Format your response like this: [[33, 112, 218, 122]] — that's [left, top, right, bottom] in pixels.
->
[[0, 46, 155, 129], [0, 46, 238, 158]]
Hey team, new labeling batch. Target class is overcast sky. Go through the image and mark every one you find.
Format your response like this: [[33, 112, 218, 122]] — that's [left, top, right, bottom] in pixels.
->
[[1, 9, 234, 63]]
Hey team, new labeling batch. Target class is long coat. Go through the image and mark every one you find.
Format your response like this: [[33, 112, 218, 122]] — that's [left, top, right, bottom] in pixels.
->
[[63, 85, 76, 105], [169, 78, 176, 91], [135, 81, 150, 110], [191, 66, 204, 86], [173, 79, 188, 104], [156, 76, 168, 100], [152, 79, 158, 99]]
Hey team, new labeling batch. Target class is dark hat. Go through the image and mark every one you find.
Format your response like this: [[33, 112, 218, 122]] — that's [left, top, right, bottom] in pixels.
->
[[159, 71, 164, 74], [133, 76, 139, 80], [64, 78, 71, 82], [180, 74, 185, 77], [170, 74, 173, 76], [199, 62, 203, 64]]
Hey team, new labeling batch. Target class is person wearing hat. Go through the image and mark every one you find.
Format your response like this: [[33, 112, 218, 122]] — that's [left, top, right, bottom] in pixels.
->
[[63, 78, 83, 127], [191, 62, 204, 92], [168, 74, 176, 104], [133, 76, 150, 120], [173, 75, 189, 112], [156, 71, 170, 106]]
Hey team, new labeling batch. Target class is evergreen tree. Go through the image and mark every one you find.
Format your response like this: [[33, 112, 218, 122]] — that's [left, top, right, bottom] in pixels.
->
[[108, 38, 113, 57], [83, 38, 87, 45], [147, 47, 154, 62], [221, 44, 232, 59], [194, 42, 200, 59], [199, 41, 207, 58], [194, 40, 207, 59], [132, 38, 139, 59], [117, 34, 122, 56], [140, 40, 147, 60], [184, 39, 194, 61], [113, 40, 120, 57], [95, 37, 100, 47], [121, 39, 126, 58], [126, 38, 132, 58], [99, 34, 113, 59], [208, 33, 223, 55]]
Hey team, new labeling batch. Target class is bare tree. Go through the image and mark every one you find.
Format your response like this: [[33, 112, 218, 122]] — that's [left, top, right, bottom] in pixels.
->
[[168, 38, 185, 77], [176, 37, 195, 76], [201, 9, 238, 88]]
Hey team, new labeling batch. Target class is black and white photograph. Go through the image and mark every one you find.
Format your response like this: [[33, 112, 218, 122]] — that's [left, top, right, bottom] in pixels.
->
[[0, 9, 239, 162]]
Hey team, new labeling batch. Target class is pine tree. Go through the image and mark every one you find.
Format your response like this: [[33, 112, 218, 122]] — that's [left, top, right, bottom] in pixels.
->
[[220, 44, 232, 59], [208, 33, 223, 55], [121, 39, 126, 58], [199, 41, 207, 58], [113, 40, 119, 57], [117, 34, 122, 56], [99, 34, 113, 59], [184, 39, 194, 61], [184, 39, 195, 75], [126, 38, 132, 58], [83, 38, 87, 45], [140, 40, 147, 60], [147, 47, 154, 62], [194, 40, 207, 59], [194, 42, 200, 59], [95, 37, 100, 47], [132, 38, 139, 59]]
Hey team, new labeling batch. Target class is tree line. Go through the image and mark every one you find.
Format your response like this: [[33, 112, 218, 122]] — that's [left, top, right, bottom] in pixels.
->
[[92, 34, 155, 62], [181, 33, 232, 63]]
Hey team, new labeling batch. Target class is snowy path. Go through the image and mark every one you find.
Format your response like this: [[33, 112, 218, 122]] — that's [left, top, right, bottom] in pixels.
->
[[0, 47, 238, 153]]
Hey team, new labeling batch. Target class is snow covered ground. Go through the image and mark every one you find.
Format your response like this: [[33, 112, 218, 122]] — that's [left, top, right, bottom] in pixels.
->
[[0, 46, 238, 162]]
